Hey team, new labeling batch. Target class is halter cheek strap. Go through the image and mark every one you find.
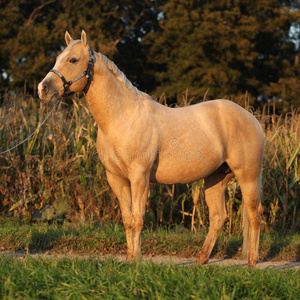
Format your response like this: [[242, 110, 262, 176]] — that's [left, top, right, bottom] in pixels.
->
[[49, 48, 96, 96]]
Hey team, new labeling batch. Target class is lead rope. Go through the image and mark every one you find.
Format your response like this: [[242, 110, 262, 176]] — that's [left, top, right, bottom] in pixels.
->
[[0, 98, 62, 155]]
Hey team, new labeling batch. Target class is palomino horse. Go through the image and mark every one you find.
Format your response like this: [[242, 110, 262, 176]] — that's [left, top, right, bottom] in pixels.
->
[[38, 31, 264, 267]]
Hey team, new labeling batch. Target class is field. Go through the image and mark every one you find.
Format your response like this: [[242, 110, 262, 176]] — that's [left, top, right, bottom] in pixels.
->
[[0, 92, 299, 233]]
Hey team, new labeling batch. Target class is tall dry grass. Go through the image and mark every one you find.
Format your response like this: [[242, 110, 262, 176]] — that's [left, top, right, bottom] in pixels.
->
[[0, 92, 299, 232]]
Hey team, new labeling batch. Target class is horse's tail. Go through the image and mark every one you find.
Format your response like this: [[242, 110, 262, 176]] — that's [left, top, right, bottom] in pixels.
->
[[241, 172, 263, 258]]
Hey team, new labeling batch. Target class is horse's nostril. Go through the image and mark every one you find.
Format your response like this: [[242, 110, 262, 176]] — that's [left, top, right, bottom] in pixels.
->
[[42, 83, 49, 94]]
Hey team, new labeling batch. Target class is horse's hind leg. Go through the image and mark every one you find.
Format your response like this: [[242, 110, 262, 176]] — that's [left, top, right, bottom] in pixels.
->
[[238, 178, 263, 267], [196, 170, 234, 264]]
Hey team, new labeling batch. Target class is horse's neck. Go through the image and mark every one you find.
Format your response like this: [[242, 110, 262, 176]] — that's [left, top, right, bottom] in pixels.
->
[[85, 58, 140, 133]]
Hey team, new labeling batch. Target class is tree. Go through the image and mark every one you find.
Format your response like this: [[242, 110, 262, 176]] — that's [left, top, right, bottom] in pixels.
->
[[143, 0, 300, 111], [0, 0, 162, 94], [0, 0, 60, 92], [0, 0, 299, 112]]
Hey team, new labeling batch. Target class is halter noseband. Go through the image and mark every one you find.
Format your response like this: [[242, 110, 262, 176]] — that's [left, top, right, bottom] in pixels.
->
[[49, 48, 96, 96]]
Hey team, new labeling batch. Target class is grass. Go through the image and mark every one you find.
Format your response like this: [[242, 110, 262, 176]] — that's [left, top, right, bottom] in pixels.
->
[[0, 256, 299, 299], [0, 218, 299, 262]]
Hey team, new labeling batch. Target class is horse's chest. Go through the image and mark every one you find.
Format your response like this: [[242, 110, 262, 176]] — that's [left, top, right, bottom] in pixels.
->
[[96, 138, 129, 176]]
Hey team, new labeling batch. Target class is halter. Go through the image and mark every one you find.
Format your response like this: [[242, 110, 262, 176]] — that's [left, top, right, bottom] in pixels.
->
[[49, 48, 96, 96]]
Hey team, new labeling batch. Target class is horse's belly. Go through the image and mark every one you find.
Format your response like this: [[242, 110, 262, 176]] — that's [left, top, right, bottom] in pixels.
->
[[150, 152, 223, 184]]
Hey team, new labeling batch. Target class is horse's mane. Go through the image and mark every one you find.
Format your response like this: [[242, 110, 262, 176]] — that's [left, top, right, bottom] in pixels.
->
[[96, 52, 153, 101]]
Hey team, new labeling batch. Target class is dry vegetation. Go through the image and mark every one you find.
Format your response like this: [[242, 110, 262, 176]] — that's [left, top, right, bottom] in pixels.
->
[[0, 92, 299, 233]]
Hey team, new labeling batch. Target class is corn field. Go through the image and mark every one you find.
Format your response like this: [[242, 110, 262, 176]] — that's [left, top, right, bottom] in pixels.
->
[[0, 92, 299, 233]]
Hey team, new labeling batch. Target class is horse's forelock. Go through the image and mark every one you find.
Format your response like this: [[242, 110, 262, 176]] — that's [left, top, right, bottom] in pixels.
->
[[66, 39, 82, 50]]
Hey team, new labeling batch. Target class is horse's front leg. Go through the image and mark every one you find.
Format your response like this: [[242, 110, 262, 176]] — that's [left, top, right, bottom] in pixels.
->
[[106, 171, 133, 260], [129, 166, 150, 260]]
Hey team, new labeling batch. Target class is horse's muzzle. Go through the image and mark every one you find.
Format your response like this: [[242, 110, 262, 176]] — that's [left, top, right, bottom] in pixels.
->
[[38, 79, 59, 102]]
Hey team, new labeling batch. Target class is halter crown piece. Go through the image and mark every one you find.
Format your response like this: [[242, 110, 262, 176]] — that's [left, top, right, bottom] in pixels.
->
[[49, 48, 96, 96]]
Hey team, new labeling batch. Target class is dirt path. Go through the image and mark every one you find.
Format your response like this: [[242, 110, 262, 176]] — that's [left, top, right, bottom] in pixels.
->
[[102, 254, 300, 270], [3, 252, 300, 270]]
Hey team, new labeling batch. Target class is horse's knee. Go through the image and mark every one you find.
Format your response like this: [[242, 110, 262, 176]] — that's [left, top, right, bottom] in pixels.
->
[[122, 214, 133, 230], [132, 214, 144, 232]]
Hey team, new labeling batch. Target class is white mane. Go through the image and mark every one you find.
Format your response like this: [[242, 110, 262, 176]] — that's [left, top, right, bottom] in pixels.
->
[[96, 52, 153, 101]]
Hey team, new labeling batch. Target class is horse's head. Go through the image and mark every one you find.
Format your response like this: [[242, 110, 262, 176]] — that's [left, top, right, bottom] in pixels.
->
[[38, 30, 95, 102]]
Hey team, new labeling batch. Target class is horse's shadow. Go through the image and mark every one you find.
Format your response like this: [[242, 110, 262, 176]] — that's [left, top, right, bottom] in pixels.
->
[[224, 239, 242, 258], [28, 227, 79, 253], [263, 240, 290, 261], [211, 238, 242, 259]]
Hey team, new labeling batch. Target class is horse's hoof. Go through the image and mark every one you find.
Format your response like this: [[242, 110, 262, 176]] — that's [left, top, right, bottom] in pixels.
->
[[248, 255, 259, 268], [125, 254, 133, 262], [125, 253, 142, 263], [248, 261, 258, 268], [195, 257, 208, 265]]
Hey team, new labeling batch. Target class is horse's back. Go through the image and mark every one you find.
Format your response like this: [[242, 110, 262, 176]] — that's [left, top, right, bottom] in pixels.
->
[[153, 99, 263, 153]]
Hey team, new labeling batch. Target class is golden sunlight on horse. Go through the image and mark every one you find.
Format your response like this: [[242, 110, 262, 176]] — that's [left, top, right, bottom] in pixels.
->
[[38, 30, 264, 267]]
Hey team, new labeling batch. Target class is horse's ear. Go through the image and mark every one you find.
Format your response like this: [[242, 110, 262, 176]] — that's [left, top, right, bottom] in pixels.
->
[[81, 30, 89, 48], [65, 31, 73, 46]]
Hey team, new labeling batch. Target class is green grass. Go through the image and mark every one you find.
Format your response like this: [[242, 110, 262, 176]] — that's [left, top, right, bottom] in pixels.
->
[[0, 256, 299, 299], [0, 218, 299, 261]]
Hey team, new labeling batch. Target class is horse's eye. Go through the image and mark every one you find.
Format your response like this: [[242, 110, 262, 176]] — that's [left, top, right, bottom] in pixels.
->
[[69, 58, 78, 64]]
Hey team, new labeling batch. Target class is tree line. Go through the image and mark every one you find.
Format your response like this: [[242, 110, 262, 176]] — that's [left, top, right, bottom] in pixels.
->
[[1, 0, 300, 113]]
